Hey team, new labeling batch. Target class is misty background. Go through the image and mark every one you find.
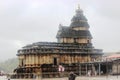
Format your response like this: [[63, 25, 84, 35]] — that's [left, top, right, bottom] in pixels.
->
[[0, 0, 120, 61]]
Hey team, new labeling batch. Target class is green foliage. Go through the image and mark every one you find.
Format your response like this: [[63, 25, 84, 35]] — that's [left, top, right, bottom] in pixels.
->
[[0, 58, 19, 73]]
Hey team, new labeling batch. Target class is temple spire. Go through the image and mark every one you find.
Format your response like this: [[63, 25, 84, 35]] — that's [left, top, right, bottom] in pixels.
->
[[75, 4, 83, 15], [78, 4, 80, 10]]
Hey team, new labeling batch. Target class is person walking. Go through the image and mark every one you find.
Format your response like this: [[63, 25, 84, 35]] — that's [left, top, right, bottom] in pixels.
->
[[68, 72, 76, 80]]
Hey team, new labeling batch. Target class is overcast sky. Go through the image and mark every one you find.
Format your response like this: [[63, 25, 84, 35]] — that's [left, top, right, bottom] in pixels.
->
[[0, 0, 120, 61]]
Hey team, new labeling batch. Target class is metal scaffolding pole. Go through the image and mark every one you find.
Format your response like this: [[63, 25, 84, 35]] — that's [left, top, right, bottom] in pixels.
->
[[98, 63, 101, 76]]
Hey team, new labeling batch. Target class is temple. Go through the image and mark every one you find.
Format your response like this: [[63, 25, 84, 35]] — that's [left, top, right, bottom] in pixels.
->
[[11, 6, 105, 78]]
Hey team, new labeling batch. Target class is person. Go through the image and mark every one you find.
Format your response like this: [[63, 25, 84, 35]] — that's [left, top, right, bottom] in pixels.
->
[[58, 65, 65, 77], [87, 70, 91, 76], [68, 72, 76, 80], [7, 74, 10, 80]]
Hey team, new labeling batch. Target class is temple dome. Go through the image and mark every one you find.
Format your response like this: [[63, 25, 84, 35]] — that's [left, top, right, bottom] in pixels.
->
[[56, 6, 92, 39], [70, 6, 88, 28]]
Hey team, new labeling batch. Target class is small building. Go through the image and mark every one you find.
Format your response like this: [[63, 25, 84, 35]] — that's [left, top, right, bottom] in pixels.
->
[[106, 53, 120, 75], [11, 6, 103, 79]]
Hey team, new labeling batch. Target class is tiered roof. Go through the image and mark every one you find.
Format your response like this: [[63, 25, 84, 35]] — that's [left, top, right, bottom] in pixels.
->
[[56, 26, 92, 38], [56, 6, 92, 38], [17, 42, 103, 55], [70, 6, 88, 27]]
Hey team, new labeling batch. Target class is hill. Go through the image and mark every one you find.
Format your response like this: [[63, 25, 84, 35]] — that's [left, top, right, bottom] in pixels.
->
[[0, 58, 19, 73]]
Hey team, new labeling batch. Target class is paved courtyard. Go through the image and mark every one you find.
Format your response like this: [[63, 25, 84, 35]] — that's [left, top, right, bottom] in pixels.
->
[[40, 76, 120, 80], [1, 76, 120, 80]]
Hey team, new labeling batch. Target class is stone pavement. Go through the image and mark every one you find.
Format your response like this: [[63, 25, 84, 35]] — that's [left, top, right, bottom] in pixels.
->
[[3, 76, 119, 80], [40, 76, 120, 80]]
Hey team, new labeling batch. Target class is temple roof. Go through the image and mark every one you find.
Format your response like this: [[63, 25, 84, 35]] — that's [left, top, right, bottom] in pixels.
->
[[56, 26, 92, 38], [17, 42, 103, 55], [70, 6, 88, 28], [22, 42, 93, 49], [70, 21, 89, 28], [56, 6, 92, 39]]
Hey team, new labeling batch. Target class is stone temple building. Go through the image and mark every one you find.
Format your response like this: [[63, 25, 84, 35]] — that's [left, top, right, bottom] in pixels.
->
[[12, 6, 103, 78]]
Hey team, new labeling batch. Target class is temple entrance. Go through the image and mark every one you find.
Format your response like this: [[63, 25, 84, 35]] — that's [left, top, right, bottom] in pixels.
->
[[53, 57, 57, 65]]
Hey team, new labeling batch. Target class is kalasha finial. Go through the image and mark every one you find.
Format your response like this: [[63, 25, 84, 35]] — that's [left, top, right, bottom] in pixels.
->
[[78, 4, 80, 9], [59, 23, 62, 27], [75, 3, 83, 14]]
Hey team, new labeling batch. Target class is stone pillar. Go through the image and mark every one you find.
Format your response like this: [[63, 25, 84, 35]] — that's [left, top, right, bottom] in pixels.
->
[[72, 55, 74, 63], [36, 55, 39, 65], [26, 55, 28, 66], [28, 55, 30, 65], [86, 64, 87, 76], [79, 63, 81, 76], [68, 55, 70, 64], [40, 55, 42, 64]]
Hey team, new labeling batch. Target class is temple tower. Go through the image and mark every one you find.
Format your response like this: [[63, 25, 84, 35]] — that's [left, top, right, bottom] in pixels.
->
[[57, 6, 92, 44]]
